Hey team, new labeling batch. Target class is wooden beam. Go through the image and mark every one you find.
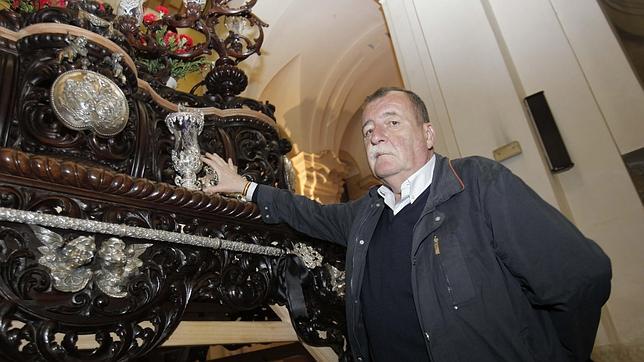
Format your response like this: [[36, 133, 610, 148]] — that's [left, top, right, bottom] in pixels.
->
[[163, 321, 299, 346], [70, 305, 338, 362], [71, 321, 296, 350], [270, 305, 339, 362]]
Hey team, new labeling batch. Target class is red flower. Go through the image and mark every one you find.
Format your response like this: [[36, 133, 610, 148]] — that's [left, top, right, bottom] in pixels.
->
[[98, 1, 104, 11], [163, 31, 177, 47], [155, 5, 169, 15], [12, 0, 20, 9], [178, 34, 193, 48], [38, 0, 49, 9], [143, 13, 157, 24]]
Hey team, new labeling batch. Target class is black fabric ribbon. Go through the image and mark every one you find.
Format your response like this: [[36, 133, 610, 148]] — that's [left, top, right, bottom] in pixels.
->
[[277, 253, 311, 321]]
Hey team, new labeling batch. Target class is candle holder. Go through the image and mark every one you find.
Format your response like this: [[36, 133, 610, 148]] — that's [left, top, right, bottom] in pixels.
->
[[165, 106, 205, 190]]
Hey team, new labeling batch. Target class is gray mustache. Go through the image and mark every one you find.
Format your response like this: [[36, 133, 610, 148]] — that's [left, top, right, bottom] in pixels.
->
[[368, 146, 392, 159]]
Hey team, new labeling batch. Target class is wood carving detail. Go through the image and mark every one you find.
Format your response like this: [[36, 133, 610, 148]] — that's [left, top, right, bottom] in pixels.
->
[[0, 148, 261, 220], [0, 14, 350, 360]]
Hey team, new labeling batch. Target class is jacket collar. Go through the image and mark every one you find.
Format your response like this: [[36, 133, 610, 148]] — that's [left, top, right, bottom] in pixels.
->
[[422, 153, 465, 213], [367, 153, 464, 211]]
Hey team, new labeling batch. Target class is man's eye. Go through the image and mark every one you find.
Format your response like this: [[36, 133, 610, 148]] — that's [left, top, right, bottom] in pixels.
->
[[363, 129, 373, 137], [390, 120, 399, 126]]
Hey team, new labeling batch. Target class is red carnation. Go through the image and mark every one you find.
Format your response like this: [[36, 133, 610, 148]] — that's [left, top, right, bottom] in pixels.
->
[[155, 5, 169, 15], [179, 34, 193, 48], [163, 31, 178, 47], [143, 13, 157, 24]]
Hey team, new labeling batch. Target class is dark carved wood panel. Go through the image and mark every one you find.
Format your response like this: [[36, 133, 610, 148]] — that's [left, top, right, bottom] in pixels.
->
[[0, 165, 347, 360], [0, 7, 350, 360]]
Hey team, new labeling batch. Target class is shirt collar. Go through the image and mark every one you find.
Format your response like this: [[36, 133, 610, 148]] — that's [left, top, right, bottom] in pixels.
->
[[377, 154, 435, 213]]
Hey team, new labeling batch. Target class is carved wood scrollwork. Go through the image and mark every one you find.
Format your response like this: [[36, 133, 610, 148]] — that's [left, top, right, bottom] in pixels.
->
[[0, 15, 350, 360], [3, 32, 292, 189], [0, 185, 288, 360], [0, 160, 350, 360], [0, 223, 196, 361], [12, 33, 139, 175]]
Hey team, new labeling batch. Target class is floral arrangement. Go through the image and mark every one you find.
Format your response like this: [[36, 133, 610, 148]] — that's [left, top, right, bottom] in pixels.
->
[[2, 0, 63, 12], [0, 1, 208, 83], [141, 6, 193, 54], [138, 5, 209, 81], [2, 0, 106, 14]]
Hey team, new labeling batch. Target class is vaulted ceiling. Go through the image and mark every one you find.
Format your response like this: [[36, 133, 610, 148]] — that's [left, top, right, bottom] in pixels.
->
[[239, 0, 402, 176]]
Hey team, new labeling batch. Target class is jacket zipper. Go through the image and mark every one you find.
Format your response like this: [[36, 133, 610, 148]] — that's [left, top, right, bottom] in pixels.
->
[[411, 217, 437, 361], [435, 235, 456, 307], [425, 330, 435, 362]]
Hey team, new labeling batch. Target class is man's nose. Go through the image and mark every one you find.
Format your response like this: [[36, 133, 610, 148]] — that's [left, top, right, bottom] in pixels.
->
[[370, 126, 387, 144]]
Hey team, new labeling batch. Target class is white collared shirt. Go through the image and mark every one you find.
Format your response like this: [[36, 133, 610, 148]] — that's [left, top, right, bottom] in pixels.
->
[[245, 155, 435, 213], [377, 154, 435, 215]]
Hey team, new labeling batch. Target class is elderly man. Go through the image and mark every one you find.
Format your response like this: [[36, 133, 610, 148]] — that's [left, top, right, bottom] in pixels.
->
[[202, 87, 611, 362]]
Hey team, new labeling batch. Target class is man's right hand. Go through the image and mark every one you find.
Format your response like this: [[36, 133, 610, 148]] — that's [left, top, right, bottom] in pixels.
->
[[200, 152, 246, 195]]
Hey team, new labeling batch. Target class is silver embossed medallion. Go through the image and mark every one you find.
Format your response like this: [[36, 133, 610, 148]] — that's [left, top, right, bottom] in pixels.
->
[[51, 69, 129, 137]]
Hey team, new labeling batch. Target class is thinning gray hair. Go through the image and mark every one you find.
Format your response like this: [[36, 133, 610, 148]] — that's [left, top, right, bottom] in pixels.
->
[[363, 87, 430, 124]]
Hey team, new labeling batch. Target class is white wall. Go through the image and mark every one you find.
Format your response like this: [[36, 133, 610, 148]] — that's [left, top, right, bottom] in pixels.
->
[[381, 0, 644, 354]]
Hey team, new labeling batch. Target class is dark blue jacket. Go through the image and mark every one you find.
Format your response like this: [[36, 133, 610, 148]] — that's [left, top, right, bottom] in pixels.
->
[[256, 154, 611, 361]]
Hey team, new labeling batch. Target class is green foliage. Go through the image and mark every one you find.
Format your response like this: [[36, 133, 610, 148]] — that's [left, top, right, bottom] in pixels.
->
[[19, 1, 34, 12], [0, 0, 34, 12], [140, 57, 210, 80]]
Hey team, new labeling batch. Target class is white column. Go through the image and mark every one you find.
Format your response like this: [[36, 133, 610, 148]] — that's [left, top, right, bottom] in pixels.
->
[[380, 0, 644, 352]]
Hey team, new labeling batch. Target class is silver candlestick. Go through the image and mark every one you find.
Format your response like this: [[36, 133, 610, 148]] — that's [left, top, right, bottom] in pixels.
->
[[165, 107, 205, 190]]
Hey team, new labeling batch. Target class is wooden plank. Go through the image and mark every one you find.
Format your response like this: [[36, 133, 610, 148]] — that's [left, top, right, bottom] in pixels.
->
[[70, 321, 296, 350], [71, 305, 338, 362], [270, 305, 339, 362], [162, 321, 299, 346]]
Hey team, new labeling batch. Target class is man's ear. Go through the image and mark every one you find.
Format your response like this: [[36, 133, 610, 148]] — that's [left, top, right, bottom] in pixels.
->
[[424, 123, 436, 149]]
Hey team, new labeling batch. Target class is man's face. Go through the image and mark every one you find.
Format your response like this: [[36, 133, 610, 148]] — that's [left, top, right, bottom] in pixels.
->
[[361, 92, 435, 188]]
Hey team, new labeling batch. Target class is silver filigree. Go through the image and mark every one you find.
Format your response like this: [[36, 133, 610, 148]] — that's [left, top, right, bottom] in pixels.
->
[[79, 8, 112, 28], [95, 238, 151, 298], [201, 165, 219, 187], [283, 156, 296, 192], [103, 53, 126, 84], [51, 70, 129, 136], [291, 243, 323, 269], [0, 207, 283, 257], [183, 0, 207, 10], [57, 35, 88, 64], [166, 107, 205, 190], [31, 225, 95, 293], [31, 224, 153, 297], [78, 9, 124, 39], [116, 0, 146, 24], [325, 264, 346, 298]]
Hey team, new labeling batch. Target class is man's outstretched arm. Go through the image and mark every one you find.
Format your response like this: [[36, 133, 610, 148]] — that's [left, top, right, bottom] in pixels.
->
[[201, 152, 358, 245]]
